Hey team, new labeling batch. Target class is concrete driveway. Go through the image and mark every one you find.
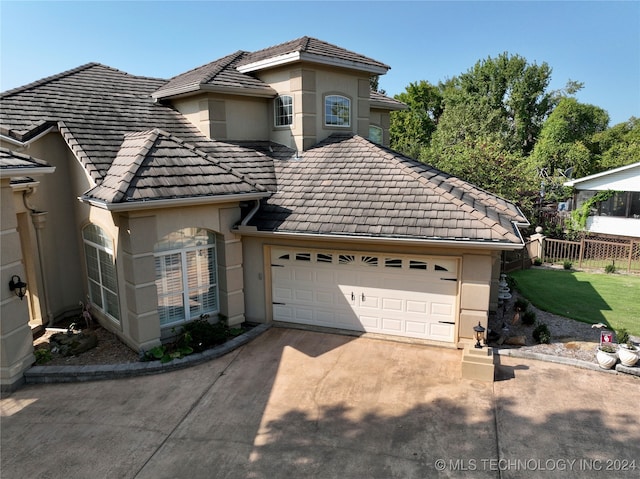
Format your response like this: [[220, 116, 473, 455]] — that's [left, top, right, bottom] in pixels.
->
[[1, 327, 639, 478]]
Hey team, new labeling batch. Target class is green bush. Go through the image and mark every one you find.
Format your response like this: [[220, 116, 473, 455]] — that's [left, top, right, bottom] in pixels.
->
[[34, 348, 52, 364], [533, 322, 551, 344], [514, 298, 529, 311], [617, 328, 630, 345], [522, 310, 537, 326], [533, 258, 543, 266], [563, 260, 572, 270], [183, 318, 231, 352], [605, 263, 616, 274]]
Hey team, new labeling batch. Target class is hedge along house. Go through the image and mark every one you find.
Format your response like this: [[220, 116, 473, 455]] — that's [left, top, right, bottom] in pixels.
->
[[0, 37, 528, 389]]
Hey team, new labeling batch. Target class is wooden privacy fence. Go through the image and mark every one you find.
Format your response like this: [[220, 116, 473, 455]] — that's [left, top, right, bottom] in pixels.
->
[[542, 237, 640, 273]]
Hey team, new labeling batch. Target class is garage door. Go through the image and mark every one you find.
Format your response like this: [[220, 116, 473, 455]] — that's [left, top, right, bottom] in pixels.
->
[[271, 248, 459, 342]]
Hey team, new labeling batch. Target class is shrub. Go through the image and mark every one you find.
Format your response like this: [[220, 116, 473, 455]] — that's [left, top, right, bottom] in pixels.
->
[[533, 258, 543, 266], [563, 260, 572, 270], [605, 263, 616, 274], [183, 318, 231, 352], [617, 328, 630, 345], [522, 310, 536, 326], [34, 348, 52, 364], [533, 322, 551, 344], [513, 298, 529, 311]]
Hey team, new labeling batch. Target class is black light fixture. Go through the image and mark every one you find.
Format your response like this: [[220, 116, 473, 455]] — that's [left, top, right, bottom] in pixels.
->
[[473, 321, 486, 349], [9, 275, 27, 300]]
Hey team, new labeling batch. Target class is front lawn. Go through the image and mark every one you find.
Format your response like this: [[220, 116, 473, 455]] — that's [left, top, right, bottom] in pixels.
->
[[510, 269, 640, 337]]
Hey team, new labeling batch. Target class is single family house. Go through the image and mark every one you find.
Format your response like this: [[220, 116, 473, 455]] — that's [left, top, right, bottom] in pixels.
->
[[1, 37, 528, 389]]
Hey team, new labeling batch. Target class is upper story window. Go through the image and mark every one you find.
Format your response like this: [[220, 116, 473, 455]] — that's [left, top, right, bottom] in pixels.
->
[[275, 95, 293, 126], [82, 224, 120, 322], [369, 125, 383, 144], [325, 95, 350, 127]]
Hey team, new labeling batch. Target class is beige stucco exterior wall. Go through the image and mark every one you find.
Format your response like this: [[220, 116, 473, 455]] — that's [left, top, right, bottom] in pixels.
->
[[1, 135, 91, 323], [0, 178, 34, 390], [241, 234, 498, 345], [173, 94, 269, 141], [113, 202, 246, 351]]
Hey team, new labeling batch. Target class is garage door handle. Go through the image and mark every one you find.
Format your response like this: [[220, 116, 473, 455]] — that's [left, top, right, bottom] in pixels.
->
[[351, 292, 355, 301], [440, 278, 457, 281], [439, 321, 455, 324], [361, 293, 366, 301]]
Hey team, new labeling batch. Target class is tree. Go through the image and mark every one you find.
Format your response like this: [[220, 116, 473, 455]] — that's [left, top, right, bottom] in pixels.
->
[[530, 97, 609, 177], [591, 117, 640, 171], [431, 53, 554, 156], [389, 80, 443, 158]]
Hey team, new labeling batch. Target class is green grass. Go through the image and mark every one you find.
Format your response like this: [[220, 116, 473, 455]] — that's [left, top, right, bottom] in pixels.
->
[[510, 269, 640, 336]]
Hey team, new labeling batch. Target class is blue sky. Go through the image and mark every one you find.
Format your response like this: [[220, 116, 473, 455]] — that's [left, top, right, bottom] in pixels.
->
[[1, 1, 638, 125]]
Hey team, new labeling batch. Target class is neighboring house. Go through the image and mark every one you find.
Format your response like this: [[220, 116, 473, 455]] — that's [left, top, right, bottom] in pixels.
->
[[564, 162, 640, 238], [0, 37, 528, 389]]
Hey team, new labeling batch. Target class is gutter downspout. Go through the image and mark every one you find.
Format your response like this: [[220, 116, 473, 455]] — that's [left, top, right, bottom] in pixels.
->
[[240, 199, 261, 226], [23, 188, 54, 326]]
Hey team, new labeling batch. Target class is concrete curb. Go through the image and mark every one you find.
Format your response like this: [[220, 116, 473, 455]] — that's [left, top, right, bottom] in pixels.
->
[[24, 323, 272, 384], [494, 347, 640, 377]]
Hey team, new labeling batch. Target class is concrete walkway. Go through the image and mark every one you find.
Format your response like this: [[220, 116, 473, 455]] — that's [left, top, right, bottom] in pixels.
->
[[2, 328, 639, 478]]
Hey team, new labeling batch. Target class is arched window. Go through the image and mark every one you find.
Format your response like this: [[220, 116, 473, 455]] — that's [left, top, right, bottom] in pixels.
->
[[82, 224, 120, 322], [154, 227, 218, 327], [325, 95, 351, 127], [275, 95, 293, 126]]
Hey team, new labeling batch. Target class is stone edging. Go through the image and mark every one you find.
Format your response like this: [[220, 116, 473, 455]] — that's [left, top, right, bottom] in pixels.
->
[[24, 323, 272, 384], [494, 347, 640, 377]]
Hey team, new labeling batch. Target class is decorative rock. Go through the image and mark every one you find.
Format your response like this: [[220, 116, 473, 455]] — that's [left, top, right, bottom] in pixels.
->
[[50, 331, 98, 356], [505, 336, 527, 346]]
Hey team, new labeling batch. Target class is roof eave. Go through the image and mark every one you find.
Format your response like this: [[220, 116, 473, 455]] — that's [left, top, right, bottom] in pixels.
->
[[234, 228, 525, 251], [564, 161, 640, 187], [370, 100, 408, 111], [153, 83, 276, 101], [79, 191, 271, 212], [0, 167, 56, 178], [237, 51, 389, 75]]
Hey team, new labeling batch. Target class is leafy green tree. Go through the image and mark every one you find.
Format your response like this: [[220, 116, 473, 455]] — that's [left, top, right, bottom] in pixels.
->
[[530, 97, 609, 177], [389, 80, 443, 158], [431, 53, 554, 156], [591, 117, 640, 171]]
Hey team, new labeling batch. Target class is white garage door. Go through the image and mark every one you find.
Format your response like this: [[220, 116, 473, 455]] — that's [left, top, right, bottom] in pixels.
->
[[271, 248, 459, 342]]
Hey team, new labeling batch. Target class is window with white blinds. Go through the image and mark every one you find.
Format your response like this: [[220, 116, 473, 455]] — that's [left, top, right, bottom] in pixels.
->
[[82, 224, 120, 322], [154, 228, 218, 327]]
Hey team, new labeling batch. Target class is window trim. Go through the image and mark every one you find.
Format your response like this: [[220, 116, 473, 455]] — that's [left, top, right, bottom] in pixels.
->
[[274, 94, 294, 127], [324, 94, 351, 128], [82, 224, 120, 323]]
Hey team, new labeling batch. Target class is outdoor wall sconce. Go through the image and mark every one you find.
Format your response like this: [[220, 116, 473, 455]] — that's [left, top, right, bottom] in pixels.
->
[[473, 321, 486, 349], [9, 275, 27, 300]]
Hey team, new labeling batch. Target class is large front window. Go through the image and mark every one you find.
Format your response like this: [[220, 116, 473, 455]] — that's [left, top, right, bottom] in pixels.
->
[[154, 228, 218, 327], [83, 224, 120, 322], [325, 95, 350, 127]]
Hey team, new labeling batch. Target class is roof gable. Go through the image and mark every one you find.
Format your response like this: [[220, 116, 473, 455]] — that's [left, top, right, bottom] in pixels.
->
[[564, 162, 640, 191], [237, 36, 390, 74], [152, 51, 276, 100], [82, 129, 266, 205], [248, 134, 526, 245]]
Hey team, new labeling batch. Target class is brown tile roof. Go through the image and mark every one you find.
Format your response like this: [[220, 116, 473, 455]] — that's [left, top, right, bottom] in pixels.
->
[[82, 129, 267, 204], [237, 37, 390, 73], [152, 51, 276, 100], [248, 134, 526, 244], [0, 63, 290, 190]]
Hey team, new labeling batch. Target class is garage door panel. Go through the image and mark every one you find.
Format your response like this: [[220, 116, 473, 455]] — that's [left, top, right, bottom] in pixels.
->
[[271, 249, 458, 342]]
